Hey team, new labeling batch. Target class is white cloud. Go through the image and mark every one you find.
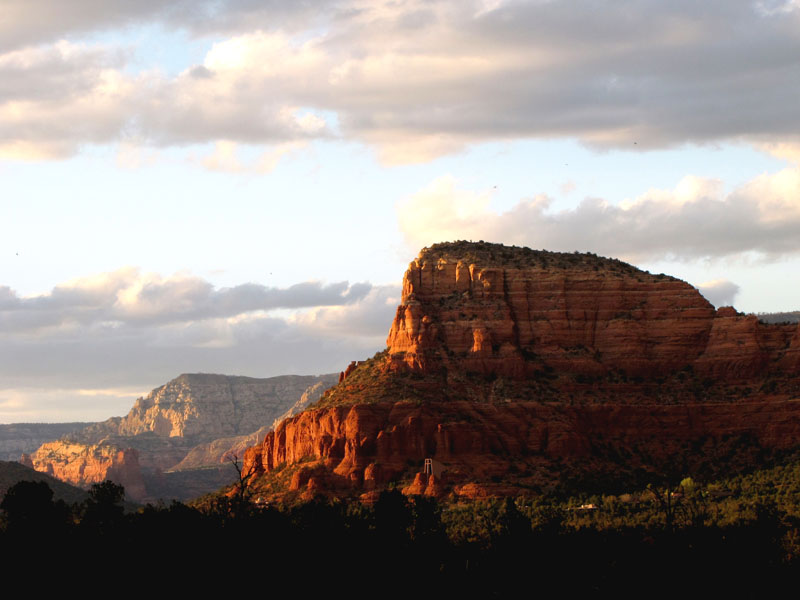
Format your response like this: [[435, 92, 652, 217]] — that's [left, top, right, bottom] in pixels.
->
[[0, 386, 142, 423], [3, 1, 800, 162], [201, 140, 242, 172], [397, 168, 800, 262], [200, 140, 308, 173], [758, 141, 800, 165], [289, 284, 400, 339], [698, 279, 741, 307], [0, 268, 374, 333], [560, 181, 577, 195]]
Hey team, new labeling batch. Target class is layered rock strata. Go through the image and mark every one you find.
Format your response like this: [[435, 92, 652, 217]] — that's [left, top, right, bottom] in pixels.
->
[[243, 242, 800, 500], [244, 398, 800, 499], [385, 243, 798, 382], [29, 373, 337, 501], [0, 422, 90, 462], [24, 442, 146, 501]]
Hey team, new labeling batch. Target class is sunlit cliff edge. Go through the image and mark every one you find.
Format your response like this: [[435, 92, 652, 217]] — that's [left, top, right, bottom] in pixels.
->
[[26, 373, 337, 502], [242, 241, 800, 502]]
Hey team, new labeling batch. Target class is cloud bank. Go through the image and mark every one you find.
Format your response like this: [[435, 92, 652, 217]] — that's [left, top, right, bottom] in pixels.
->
[[0, 268, 374, 331], [398, 167, 800, 262], [3, 1, 800, 162], [0, 270, 399, 421], [698, 279, 741, 308]]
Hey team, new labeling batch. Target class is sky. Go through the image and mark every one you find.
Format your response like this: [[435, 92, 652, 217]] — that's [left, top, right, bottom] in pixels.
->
[[2, 0, 800, 422]]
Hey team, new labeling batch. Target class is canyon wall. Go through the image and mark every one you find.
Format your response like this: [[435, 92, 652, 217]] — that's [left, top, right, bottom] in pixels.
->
[[244, 398, 800, 499], [29, 373, 337, 501], [385, 243, 799, 383], [25, 442, 147, 501], [245, 242, 800, 500]]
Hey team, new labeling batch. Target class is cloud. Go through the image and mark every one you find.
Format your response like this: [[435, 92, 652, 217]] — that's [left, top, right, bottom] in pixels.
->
[[0, 386, 141, 423], [0, 1, 170, 53], [397, 168, 800, 262], [200, 140, 308, 173], [4, 1, 800, 161], [698, 279, 741, 307], [0, 34, 334, 159], [758, 141, 800, 165], [0, 1, 340, 53], [560, 181, 577, 195], [289, 284, 401, 339], [0, 41, 135, 158], [0, 306, 385, 422], [0, 268, 374, 332], [0, 269, 398, 421]]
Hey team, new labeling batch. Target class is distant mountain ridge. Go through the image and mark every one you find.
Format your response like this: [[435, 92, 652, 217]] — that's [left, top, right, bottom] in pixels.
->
[[172, 379, 333, 471], [0, 422, 91, 462], [757, 311, 800, 324], [63, 373, 337, 444], [27, 372, 337, 501]]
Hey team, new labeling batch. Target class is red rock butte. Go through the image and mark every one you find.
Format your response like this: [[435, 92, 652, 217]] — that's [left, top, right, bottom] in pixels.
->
[[244, 241, 800, 501]]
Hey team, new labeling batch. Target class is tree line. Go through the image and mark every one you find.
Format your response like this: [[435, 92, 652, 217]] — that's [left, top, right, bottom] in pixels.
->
[[2, 475, 800, 595]]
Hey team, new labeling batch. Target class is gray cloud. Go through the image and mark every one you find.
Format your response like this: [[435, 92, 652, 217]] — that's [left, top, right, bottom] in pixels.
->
[[398, 169, 800, 262], [698, 279, 741, 307], [0, 1, 343, 52], [0, 269, 373, 332], [0, 1, 340, 52], [0, 272, 398, 421], [290, 284, 401, 339], [3, 1, 800, 160], [0, 1, 171, 52]]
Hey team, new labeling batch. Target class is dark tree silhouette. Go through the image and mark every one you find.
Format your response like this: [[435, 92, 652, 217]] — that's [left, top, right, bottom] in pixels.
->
[[226, 452, 258, 507], [0, 480, 70, 540], [81, 480, 126, 535]]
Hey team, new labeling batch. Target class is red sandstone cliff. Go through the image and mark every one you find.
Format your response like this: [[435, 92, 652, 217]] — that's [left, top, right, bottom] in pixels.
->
[[385, 243, 797, 383], [28, 373, 337, 502], [28, 441, 147, 501], [243, 242, 800, 500], [245, 398, 800, 499]]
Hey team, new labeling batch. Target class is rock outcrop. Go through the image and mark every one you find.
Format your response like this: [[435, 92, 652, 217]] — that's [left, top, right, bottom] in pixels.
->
[[245, 398, 800, 499], [73, 373, 337, 444], [384, 243, 796, 382], [0, 422, 90, 462], [27, 442, 147, 501], [29, 373, 337, 501], [243, 242, 800, 500]]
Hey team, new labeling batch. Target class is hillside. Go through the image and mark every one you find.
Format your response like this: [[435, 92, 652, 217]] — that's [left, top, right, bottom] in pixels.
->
[[241, 241, 800, 502], [758, 311, 800, 324], [28, 373, 337, 501], [0, 460, 88, 505], [0, 422, 91, 461]]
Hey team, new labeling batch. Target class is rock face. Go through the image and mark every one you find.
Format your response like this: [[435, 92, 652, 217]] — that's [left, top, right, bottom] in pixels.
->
[[29, 442, 147, 501], [29, 373, 337, 501], [170, 426, 272, 472], [243, 242, 800, 500], [270, 380, 337, 431], [0, 423, 90, 462], [385, 243, 796, 382], [75, 373, 337, 443], [170, 375, 337, 471], [245, 398, 800, 499]]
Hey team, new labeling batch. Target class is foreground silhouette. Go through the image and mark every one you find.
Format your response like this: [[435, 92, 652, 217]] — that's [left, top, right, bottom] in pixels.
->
[[2, 479, 799, 595]]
